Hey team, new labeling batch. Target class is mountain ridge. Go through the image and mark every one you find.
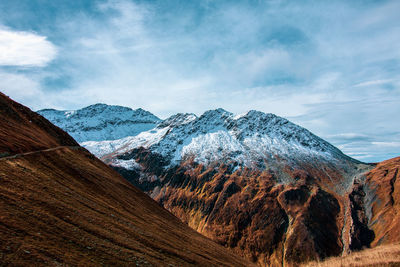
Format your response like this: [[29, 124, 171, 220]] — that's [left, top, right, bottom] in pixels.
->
[[78, 106, 365, 196], [80, 107, 359, 164]]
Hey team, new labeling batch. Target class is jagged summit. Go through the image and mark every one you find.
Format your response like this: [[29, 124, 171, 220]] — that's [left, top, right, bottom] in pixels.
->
[[38, 104, 161, 142], [230, 110, 345, 155], [77, 103, 133, 115], [200, 108, 232, 117], [158, 113, 197, 128]]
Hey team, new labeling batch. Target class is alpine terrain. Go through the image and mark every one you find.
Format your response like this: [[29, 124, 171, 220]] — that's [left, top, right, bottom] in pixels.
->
[[41, 104, 400, 266], [0, 92, 253, 266]]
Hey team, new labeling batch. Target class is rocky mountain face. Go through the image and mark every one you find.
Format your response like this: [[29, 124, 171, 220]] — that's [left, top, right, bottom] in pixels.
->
[[42, 104, 400, 266], [0, 93, 252, 266], [304, 159, 400, 266], [363, 157, 400, 247], [38, 104, 160, 142]]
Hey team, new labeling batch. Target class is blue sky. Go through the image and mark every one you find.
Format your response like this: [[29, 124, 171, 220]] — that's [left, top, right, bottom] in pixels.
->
[[0, 0, 399, 162]]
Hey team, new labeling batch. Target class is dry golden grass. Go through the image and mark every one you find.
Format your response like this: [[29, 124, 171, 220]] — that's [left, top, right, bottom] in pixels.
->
[[303, 244, 400, 267]]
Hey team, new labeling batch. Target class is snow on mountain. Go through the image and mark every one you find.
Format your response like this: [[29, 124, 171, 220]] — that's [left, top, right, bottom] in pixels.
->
[[82, 108, 356, 170], [38, 104, 161, 142]]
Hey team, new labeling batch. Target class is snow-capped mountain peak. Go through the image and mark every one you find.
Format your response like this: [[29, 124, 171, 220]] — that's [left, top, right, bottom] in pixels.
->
[[198, 108, 233, 124], [81, 108, 354, 171], [38, 104, 161, 142]]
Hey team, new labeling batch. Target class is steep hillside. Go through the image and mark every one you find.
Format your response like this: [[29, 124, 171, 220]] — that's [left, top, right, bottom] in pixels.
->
[[38, 104, 161, 142], [81, 108, 376, 266], [0, 93, 78, 156], [364, 157, 400, 247], [0, 93, 252, 266]]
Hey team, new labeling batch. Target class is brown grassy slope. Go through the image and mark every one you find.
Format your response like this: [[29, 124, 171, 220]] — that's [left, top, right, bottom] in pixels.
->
[[302, 243, 400, 267], [0, 92, 78, 156], [365, 157, 400, 247], [0, 148, 252, 266], [0, 92, 252, 266]]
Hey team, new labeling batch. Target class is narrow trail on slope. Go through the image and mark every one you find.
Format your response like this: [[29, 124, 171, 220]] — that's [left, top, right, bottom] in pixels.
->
[[0, 146, 82, 161]]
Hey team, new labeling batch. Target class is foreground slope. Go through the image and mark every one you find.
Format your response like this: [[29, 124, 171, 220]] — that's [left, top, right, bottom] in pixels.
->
[[0, 93, 252, 266]]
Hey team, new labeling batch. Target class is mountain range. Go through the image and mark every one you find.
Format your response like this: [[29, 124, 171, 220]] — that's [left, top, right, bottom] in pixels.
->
[[38, 104, 400, 266]]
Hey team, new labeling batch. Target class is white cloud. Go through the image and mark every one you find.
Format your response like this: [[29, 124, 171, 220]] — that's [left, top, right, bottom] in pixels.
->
[[326, 133, 371, 141], [0, 28, 57, 67], [0, 70, 48, 109], [0, 71, 40, 95], [353, 79, 394, 87], [371, 141, 400, 148]]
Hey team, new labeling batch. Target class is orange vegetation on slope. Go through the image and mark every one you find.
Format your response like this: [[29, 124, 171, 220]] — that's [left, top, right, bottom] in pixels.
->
[[302, 243, 400, 267], [0, 92, 252, 266], [365, 156, 400, 247], [148, 162, 351, 267]]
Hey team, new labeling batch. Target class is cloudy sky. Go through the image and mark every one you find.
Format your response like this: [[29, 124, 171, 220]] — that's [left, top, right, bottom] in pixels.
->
[[0, 0, 399, 162]]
